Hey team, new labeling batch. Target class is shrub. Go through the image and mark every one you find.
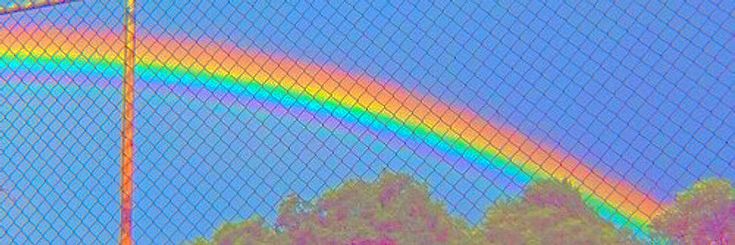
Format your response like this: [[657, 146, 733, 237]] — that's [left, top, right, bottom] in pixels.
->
[[651, 179, 735, 244], [482, 180, 639, 245]]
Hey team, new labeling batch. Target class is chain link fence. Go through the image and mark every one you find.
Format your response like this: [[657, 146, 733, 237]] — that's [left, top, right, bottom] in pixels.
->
[[1, 1, 733, 243]]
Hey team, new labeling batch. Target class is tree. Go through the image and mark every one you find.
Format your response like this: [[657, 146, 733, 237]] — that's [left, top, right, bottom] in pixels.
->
[[189, 174, 642, 244], [189, 217, 290, 245], [276, 172, 478, 244], [651, 179, 735, 244], [190, 171, 478, 245], [482, 180, 639, 245]]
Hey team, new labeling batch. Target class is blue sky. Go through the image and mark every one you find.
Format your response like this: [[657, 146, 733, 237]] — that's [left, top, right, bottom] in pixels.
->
[[2, 0, 734, 243]]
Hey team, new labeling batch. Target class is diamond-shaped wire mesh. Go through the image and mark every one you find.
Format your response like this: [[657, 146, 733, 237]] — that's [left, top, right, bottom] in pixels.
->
[[1, 1, 734, 244]]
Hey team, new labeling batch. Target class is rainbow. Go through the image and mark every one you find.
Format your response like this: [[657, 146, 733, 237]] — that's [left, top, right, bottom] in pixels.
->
[[0, 25, 663, 236]]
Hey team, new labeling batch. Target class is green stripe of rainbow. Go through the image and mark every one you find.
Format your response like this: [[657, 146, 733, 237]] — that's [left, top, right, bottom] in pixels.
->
[[0, 25, 663, 236]]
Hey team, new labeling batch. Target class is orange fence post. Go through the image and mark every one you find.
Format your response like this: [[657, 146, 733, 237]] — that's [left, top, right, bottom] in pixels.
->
[[121, 0, 136, 244]]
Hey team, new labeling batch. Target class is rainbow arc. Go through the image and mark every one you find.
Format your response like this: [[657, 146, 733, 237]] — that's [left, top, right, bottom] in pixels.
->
[[0, 25, 664, 236]]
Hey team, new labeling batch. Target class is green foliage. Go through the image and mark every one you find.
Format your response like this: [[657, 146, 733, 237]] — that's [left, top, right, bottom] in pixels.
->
[[188, 217, 290, 245], [276, 172, 478, 244], [482, 180, 639, 245], [651, 178, 735, 244], [189, 173, 641, 244]]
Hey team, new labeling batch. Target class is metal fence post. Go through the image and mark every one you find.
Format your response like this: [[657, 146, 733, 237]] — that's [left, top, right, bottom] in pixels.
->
[[121, 0, 136, 244]]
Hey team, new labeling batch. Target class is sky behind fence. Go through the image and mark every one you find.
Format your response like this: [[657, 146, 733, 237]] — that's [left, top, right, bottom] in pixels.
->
[[1, 1, 733, 243]]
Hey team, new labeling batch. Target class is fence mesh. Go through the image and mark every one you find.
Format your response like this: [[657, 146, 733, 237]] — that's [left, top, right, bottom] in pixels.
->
[[1, 1, 734, 244]]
